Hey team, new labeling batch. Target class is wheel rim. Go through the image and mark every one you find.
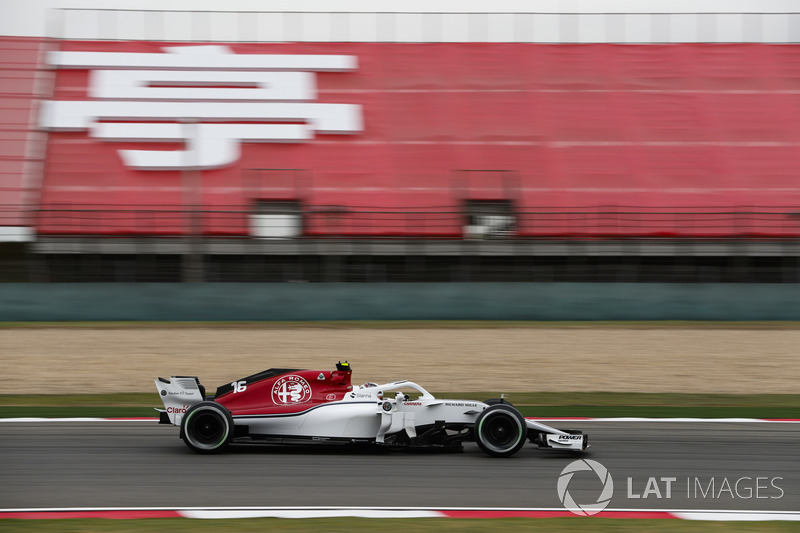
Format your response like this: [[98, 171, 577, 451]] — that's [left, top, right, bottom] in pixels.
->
[[186, 409, 228, 449], [479, 412, 522, 453]]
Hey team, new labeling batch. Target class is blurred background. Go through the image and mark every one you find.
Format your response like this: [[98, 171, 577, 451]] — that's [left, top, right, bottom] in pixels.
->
[[1, 1, 799, 317], [3, 5, 800, 520]]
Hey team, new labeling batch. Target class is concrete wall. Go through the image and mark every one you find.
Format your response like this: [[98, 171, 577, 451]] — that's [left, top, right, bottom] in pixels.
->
[[0, 282, 798, 321]]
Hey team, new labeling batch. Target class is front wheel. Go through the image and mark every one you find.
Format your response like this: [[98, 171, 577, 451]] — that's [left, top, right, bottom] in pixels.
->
[[181, 401, 233, 454], [474, 404, 527, 458], [484, 398, 514, 408]]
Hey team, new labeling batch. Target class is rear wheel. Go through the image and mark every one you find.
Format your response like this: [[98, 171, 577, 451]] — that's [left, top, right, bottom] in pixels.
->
[[181, 401, 233, 454], [474, 404, 527, 458]]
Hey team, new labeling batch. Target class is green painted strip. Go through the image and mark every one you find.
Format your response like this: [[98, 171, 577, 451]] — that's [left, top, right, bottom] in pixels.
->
[[4, 320, 800, 329], [1, 392, 798, 419], [1, 282, 800, 321]]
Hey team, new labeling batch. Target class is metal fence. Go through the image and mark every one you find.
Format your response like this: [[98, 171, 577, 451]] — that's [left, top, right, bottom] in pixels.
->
[[3, 205, 800, 283], [27, 204, 800, 240], [5, 247, 799, 284]]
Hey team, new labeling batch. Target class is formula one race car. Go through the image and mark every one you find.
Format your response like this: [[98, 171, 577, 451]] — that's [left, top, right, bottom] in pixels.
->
[[155, 362, 588, 457]]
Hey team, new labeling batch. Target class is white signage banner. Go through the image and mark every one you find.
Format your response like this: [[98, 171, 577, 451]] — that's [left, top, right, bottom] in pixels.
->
[[40, 45, 363, 170]]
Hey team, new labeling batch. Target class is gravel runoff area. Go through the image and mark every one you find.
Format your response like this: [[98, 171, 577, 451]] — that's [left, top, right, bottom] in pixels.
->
[[3, 325, 799, 395]]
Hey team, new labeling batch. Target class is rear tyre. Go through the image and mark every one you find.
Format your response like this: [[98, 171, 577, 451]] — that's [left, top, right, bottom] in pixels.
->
[[474, 404, 527, 458], [181, 401, 233, 454]]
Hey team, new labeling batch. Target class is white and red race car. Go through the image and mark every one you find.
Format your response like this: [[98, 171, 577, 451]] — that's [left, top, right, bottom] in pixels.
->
[[155, 362, 588, 457]]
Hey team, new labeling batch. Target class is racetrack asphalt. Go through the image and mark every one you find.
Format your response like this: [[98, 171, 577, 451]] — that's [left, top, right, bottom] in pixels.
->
[[1, 421, 797, 512]]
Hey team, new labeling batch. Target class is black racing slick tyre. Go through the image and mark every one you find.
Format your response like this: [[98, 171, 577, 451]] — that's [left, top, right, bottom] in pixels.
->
[[181, 401, 234, 454], [484, 398, 514, 408], [474, 404, 527, 458]]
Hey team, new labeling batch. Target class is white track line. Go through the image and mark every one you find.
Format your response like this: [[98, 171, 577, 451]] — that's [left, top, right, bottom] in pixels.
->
[[0, 418, 157, 422], [1, 417, 798, 423], [180, 509, 443, 519], [534, 418, 800, 423], [2, 506, 799, 521], [673, 511, 800, 521]]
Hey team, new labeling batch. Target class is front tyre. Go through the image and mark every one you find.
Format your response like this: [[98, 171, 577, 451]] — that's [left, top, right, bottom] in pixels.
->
[[181, 401, 233, 454], [484, 398, 515, 408], [474, 404, 527, 458]]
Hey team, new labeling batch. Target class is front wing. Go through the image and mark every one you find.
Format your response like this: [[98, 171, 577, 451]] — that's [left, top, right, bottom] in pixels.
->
[[526, 419, 588, 451]]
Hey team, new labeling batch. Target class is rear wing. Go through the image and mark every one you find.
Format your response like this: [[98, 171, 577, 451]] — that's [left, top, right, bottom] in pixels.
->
[[154, 376, 205, 425]]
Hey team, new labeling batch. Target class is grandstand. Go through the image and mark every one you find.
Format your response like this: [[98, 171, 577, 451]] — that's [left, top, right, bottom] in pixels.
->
[[1, 4, 800, 283]]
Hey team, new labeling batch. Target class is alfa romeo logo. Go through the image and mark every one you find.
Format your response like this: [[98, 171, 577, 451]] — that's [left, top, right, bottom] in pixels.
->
[[557, 459, 614, 516], [271, 375, 312, 404]]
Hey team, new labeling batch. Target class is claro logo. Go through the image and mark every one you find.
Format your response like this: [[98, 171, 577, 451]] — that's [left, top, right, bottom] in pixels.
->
[[166, 405, 190, 414], [39, 45, 363, 170]]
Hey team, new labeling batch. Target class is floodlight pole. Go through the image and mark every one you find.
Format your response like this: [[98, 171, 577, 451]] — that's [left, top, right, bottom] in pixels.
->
[[182, 119, 204, 282]]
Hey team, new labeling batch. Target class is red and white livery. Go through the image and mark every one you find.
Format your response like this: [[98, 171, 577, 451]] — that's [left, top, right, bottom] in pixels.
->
[[155, 362, 588, 457]]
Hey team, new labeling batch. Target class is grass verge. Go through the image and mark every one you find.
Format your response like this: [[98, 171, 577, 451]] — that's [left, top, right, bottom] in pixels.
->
[[1, 392, 797, 419], [0, 518, 799, 533]]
